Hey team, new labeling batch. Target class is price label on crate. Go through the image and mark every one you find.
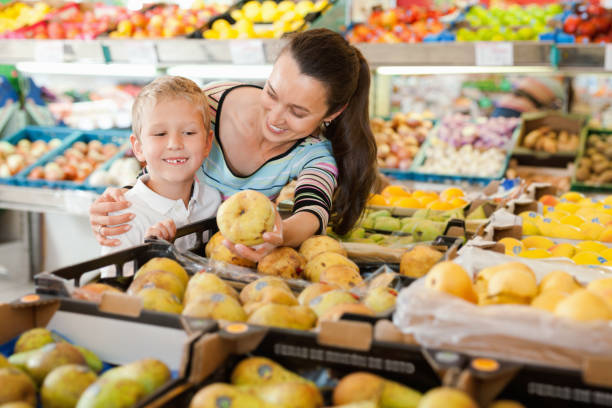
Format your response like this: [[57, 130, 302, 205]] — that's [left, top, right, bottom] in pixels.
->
[[230, 40, 265, 65], [604, 44, 612, 71], [475, 42, 513, 66], [34, 40, 64, 63]]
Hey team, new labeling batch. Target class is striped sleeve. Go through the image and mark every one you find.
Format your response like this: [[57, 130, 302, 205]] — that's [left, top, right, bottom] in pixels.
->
[[293, 158, 338, 234]]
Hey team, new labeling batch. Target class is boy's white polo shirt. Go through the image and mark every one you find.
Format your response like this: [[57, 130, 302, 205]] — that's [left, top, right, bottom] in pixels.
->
[[100, 175, 221, 277]]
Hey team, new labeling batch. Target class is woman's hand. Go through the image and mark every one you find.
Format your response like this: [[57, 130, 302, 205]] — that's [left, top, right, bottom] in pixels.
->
[[222, 210, 284, 262], [89, 187, 134, 246], [145, 219, 176, 242]]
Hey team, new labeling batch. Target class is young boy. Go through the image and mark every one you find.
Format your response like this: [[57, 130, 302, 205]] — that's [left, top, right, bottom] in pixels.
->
[[100, 76, 221, 276]]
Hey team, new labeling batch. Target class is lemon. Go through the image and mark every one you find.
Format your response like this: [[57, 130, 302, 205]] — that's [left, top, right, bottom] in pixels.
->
[[203, 29, 220, 39], [521, 236, 555, 250], [519, 249, 552, 259], [559, 215, 585, 227], [549, 243, 576, 258], [498, 237, 524, 256], [579, 222, 606, 241], [546, 210, 571, 222], [522, 219, 540, 235], [556, 202, 580, 214], [535, 217, 559, 237], [560, 192, 585, 203], [549, 223, 587, 240], [576, 240, 607, 254], [572, 251, 608, 266], [578, 197, 599, 208]]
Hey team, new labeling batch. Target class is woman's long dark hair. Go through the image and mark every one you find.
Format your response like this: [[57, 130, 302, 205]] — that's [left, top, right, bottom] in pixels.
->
[[283, 28, 377, 235]]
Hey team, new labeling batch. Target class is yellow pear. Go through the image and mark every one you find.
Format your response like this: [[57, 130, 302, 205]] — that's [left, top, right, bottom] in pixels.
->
[[304, 252, 359, 282], [363, 286, 397, 314], [299, 235, 347, 261], [240, 276, 291, 304], [531, 291, 568, 312], [182, 292, 247, 322], [230, 357, 308, 386], [216, 190, 276, 246], [586, 278, 612, 308], [483, 264, 537, 305], [333, 372, 421, 408], [247, 304, 317, 330], [135, 257, 189, 287], [297, 282, 338, 306], [488, 401, 526, 408], [424, 261, 477, 304], [319, 265, 364, 290], [206, 231, 256, 268], [184, 272, 239, 304], [539, 271, 581, 294], [189, 383, 273, 408], [257, 247, 306, 279], [309, 290, 359, 317], [548, 243, 575, 258], [399, 245, 443, 278], [554, 289, 612, 322], [417, 387, 477, 408]]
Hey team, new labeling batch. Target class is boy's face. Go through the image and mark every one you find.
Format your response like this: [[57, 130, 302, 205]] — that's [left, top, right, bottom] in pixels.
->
[[131, 97, 212, 186]]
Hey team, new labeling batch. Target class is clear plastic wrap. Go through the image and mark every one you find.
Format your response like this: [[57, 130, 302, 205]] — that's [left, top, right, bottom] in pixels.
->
[[393, 247, 612, 369]]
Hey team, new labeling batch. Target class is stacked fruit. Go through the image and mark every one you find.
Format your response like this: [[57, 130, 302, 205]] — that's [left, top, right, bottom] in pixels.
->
[[26, 139, 119, 183], [0, 138, 62, 178], [562, 2, 612, 43], [519, 192, 612, 242], [575, 132, 612, 185], [414, 114, 519, 178], [456, 3, 561, 41], [202, 0, 328, 40], [0, 1, 52, 34], [372, 112, 434, 170], [345, 5, 451, 43], [521, 126, 580, 153], [109, 2, 227, 38], [0, 327, 170, 407], [425, 260, 612, 322], [368, 185, 468, 210]]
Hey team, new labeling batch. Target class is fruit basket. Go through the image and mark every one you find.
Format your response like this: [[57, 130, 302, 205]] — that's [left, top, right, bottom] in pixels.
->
[[571, 127, 612, 193], [408, 115, 521, 185], [15, 128, 129, 193], [0, 126, 76, 185], [512, 111, 587, 167], [143, 321, 442, 407]]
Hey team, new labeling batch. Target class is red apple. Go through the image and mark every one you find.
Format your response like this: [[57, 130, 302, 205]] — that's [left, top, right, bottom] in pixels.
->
[[577, 20, 596, 38], [563, 15, 580, 34]]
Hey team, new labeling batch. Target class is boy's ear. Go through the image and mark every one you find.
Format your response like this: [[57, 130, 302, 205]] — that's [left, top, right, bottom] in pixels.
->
[[203, 129, 213, 156], [130, 133, 146, 163]]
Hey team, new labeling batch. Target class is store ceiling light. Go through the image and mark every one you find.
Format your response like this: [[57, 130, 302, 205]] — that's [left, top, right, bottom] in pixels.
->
[[166, 64, 273, 79], [15, 62, 159, 77], [376, 66, 555, 76]]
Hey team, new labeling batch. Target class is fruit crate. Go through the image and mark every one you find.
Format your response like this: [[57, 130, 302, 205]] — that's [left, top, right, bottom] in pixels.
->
[[0, 126, 78, 186], [15, 128, 130, 193], [142, 321, 442, 407], [571, 127, 612, 193], [512, 111, 587, 168], [187, 0, 336, 39]]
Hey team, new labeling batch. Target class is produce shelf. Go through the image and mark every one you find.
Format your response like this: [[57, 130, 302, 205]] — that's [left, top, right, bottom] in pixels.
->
[[0, 183, 98, 215]]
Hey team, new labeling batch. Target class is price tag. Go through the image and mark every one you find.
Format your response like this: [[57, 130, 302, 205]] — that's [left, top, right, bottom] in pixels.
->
[[125, 41, 158, 64], [475, 42, 513, 66], [34, 40, 64, 63], [605, 44, 612, 71], [230, 40, 265, 65]]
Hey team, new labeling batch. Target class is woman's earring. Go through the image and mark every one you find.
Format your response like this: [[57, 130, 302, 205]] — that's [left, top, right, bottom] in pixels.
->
[[323, 120, 331, 128]]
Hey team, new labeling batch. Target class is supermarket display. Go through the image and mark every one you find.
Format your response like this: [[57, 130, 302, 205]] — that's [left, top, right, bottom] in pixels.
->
[[561, 1, 612, 43]]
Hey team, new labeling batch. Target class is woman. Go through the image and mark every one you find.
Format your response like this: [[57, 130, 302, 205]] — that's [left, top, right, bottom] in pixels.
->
[[90, 28, 377, 261]]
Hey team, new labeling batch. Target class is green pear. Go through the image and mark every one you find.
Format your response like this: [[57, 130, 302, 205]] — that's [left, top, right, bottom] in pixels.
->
[[41, 364, 97, 408], [14, 328, 55, 353], [368, 234, 386, 243], [417, 387, 476, 408], [189, 383, 274, 408], [411, 220, 444, 242], [440, 208, 465, 221], [368, 210, 391, 219], [467, 205, 487, 220], [247, 304, 316, 330], [230, 357, 308, 387], [412, 209, 430, 219], [361, 217, 375, 229], [374, 217, 401, 232], [349, 228, 366, 240], [25, 343, 86, 385], [76, 378, 147, 408], [100, 358, 170, 395], [364, 287, 397, 314], [380, 379, 422, 408], [75, 346, 103, 373], [243, 381, 323, 408], [8, 349, 40, 373], [0, 367, 36, 406]]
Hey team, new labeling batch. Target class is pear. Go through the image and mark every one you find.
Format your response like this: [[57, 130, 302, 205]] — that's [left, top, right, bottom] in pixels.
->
[[411, 220, 444, 242], [189, 383, 273, 408], [74, 346, 103, 374], [0, 367, 36, 406], [319, 303, 374, 323], [319, 265, 364, 290], [136, 288, 183, 314], [586, 277, 612, 308], [531, 291, 568, 313], [554, 289, 612, 322], [183, 292, 247, 322], [76, 378, 147, 408], [305, 252, 359, 282], [135, 257, 189, 287], [41, 364, 97, 408], [248, 304, 316, 330], [297, 283, 338, 306], [374, 216, 401, 232], [128, 269, 185, 302], [331, 402, 378, 408], [399, 245, 443, 278], [466, 205, 487, 220], [216, 190, 276, 246], [364, 287, 397, 314], [333, 372, 421, 408], [243, 287, 298, 315], [539, 271, 581, 294], [230, 357, 308, 386], [100, 358, 170, 395], [14, 328, 55, 353], [206, 232, 256, 268], [417, 387, 477, 408], [424, 261, 477, 304], [244, 381, 323, 408], [483, 265, 537, 305], [309, 290, 359, 317], [240, 277, 291, 304], [8, 349, 40, 373], [475, 262, 534, 305], [185, 272, 239, 305], [25, 342, 86, 385], [299, 235, 347, 261], [257, 247, 306, 279]]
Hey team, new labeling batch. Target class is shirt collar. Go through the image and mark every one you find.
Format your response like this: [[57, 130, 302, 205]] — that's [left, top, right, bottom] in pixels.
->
[[132, 175, 198, 215]]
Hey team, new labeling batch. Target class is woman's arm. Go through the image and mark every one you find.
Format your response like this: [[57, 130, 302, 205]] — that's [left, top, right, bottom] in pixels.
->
[[281, 211, 319, 247], [89, 187, 135, 246]]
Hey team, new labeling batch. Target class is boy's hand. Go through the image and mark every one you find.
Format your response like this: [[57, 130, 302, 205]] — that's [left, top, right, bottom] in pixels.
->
[[145, 219, 177, 242], [222, 210, 283, 263]]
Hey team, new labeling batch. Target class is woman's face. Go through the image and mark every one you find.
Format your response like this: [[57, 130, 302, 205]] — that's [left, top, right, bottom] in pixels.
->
[[260, 53, 336, 144]]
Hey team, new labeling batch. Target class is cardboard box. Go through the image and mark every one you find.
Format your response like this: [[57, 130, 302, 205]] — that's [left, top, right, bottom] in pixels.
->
[[145, 319, 443, 407]]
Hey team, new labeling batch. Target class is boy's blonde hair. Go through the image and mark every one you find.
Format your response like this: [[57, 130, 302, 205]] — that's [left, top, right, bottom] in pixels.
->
[[132, 76, 210, 138]]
